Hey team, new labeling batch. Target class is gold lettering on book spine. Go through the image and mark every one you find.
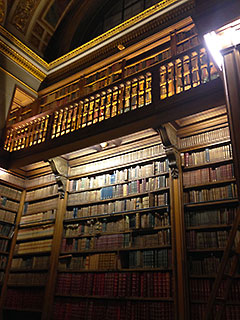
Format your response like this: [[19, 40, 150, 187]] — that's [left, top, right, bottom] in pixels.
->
[[11, 0, 39, 34]]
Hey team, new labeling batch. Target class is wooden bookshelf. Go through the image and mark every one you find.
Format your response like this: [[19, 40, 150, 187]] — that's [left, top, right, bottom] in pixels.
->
[[180, 125, 239, 320]]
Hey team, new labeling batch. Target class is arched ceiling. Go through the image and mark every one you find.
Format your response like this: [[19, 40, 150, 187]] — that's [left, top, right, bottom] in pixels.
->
[[0, 0, 107, 61]]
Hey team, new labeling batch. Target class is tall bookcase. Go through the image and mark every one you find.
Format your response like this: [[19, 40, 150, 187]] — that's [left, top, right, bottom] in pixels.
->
[[2, 172, 58, 319], [179, 126, 240, 319], [52, 136, 176, 320], [0, 171, 24, 296]]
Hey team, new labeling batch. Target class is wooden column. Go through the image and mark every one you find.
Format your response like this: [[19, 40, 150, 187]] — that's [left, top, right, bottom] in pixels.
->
[[0, 189, 26, 320], [222, 46, 240, 199], [158, 124, 189, 320], [41, 157, 69, 320]]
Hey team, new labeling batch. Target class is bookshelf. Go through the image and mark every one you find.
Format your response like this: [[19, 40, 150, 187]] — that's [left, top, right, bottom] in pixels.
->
[[52, 139, 176, 320], [0, 174, 24, 295], [3, 174, 59, 316], [180, 126, 239, 320]]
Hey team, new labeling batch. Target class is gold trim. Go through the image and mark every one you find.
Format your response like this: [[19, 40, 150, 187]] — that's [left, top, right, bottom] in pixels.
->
[[0, 39, 47, 81], [0, 25, 48, 68], [0, 67, 38, 94], [49, 0, 179, 68]]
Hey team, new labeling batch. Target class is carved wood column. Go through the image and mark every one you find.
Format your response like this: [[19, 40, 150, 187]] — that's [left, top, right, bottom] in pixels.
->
[[158, 124, 189, 320], [41, 157, 68, 320]]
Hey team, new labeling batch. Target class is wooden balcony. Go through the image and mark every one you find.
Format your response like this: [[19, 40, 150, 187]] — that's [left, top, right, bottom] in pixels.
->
[[1, 46, 225, 169]]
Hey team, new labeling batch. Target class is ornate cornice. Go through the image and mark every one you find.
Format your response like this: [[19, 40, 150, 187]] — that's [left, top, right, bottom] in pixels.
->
[[0, 38, 47, 81], [48, 0, 186, 69], [0, 25, 48, 68]]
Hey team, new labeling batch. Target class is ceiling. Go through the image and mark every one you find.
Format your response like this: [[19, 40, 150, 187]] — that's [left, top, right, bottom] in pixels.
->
[[0, 0, 108, 61]]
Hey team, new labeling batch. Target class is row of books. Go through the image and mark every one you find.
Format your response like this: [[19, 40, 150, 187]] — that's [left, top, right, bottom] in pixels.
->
[[0, 239, 8, 252], [69, 160, 169, 191], [185, 208, 236, 227], [61, 234, 131, 252], [190, 279, 240, 302], [129, 249, 171, 269], [183, 184, 237, 203], [20, 209, 56, 224], [53, 300, 174, 320], [11, 255, 50, 270], [0, 254, 8, 269], [0, 209, 15, 224], [25, 184, 58, 201], [63, 212, 170, 236], [14, 239, 52, 254], [189, 255, 221, 275], [182, 144, 232, 167], [125, 49, 171, 77], [58, 253, 117, 271], [70, 144, 165, 176], [0, 171, 24, 189], [179, 127, 230, 149], [62, 231, 170, 252], [176, 26, 197, 43], [183, 164, 234, 186], [0, 197, 19, 212], [5, 287, 44, 310], [186, 230, 228, 249], [176, 35, 199, 54], [17, 224, 54, 240], [40, 90, 81, 111], [85, 62, 122, 85], [69, 179, 168, 202], [191, 305, 240, 320], [8, 272, 47, 285], [40, 81, 79, 105], [56, 271, 172, 297], [25, 173, 56, 188], [23, 198, 58, 215], [0, 223, 14, 237], [84, 72, 122, 94], [0, 184, 21, 200], [66, 195, 168, 219]]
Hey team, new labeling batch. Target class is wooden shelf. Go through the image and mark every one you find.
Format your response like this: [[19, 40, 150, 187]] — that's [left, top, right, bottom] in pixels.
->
[[3, 307, 42, 313], [183, 178, 236, 190], [180, 139, 231, 153], [186, 224, 233, 231], [10, 268, 49, 273], [7, 283, 46, 288], [25, 193, 59, 203], [64, 225, 171, 239], [0, 205, 17, 213], [26, 180, 56, 191], [69, 171, 169, 194], [19, 219, 55, 228], [184, 198, 239, 208], [0, 251, 9, 255], [64, 205, 169, 223], [14, 251, 51, 257], [58, 267, 173, 273], [68, 187, 169, 207], [54, 293, 174, 301], [0, 235, 11, 240], [70, 153, 167, 180], [16, 234, 53, 243], [187, 248, 225, 253], [61, 244, 171, 255], [182, 158, 233, 171]]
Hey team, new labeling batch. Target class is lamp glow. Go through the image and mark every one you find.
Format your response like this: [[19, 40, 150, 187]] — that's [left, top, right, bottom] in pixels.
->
[[204, 31, 223, 69]]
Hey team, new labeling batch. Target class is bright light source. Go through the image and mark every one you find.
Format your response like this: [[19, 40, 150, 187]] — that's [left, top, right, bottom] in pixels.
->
[[204, 19, 240, 70], [204, 32, 223, 69]]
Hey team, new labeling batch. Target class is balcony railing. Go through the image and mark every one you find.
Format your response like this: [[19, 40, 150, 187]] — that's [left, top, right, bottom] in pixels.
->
[[3, 46, 219, 153]]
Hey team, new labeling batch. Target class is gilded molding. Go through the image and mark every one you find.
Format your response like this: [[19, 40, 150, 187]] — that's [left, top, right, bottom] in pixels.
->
[[11, 0, 40, 34], [49, 0, 180, 68], [0, 39, 47, 81], [0, 25, 48, 68]]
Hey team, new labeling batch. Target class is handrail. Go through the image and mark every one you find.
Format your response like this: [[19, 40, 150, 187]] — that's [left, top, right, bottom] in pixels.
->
[[3, 46, 219, 153]]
